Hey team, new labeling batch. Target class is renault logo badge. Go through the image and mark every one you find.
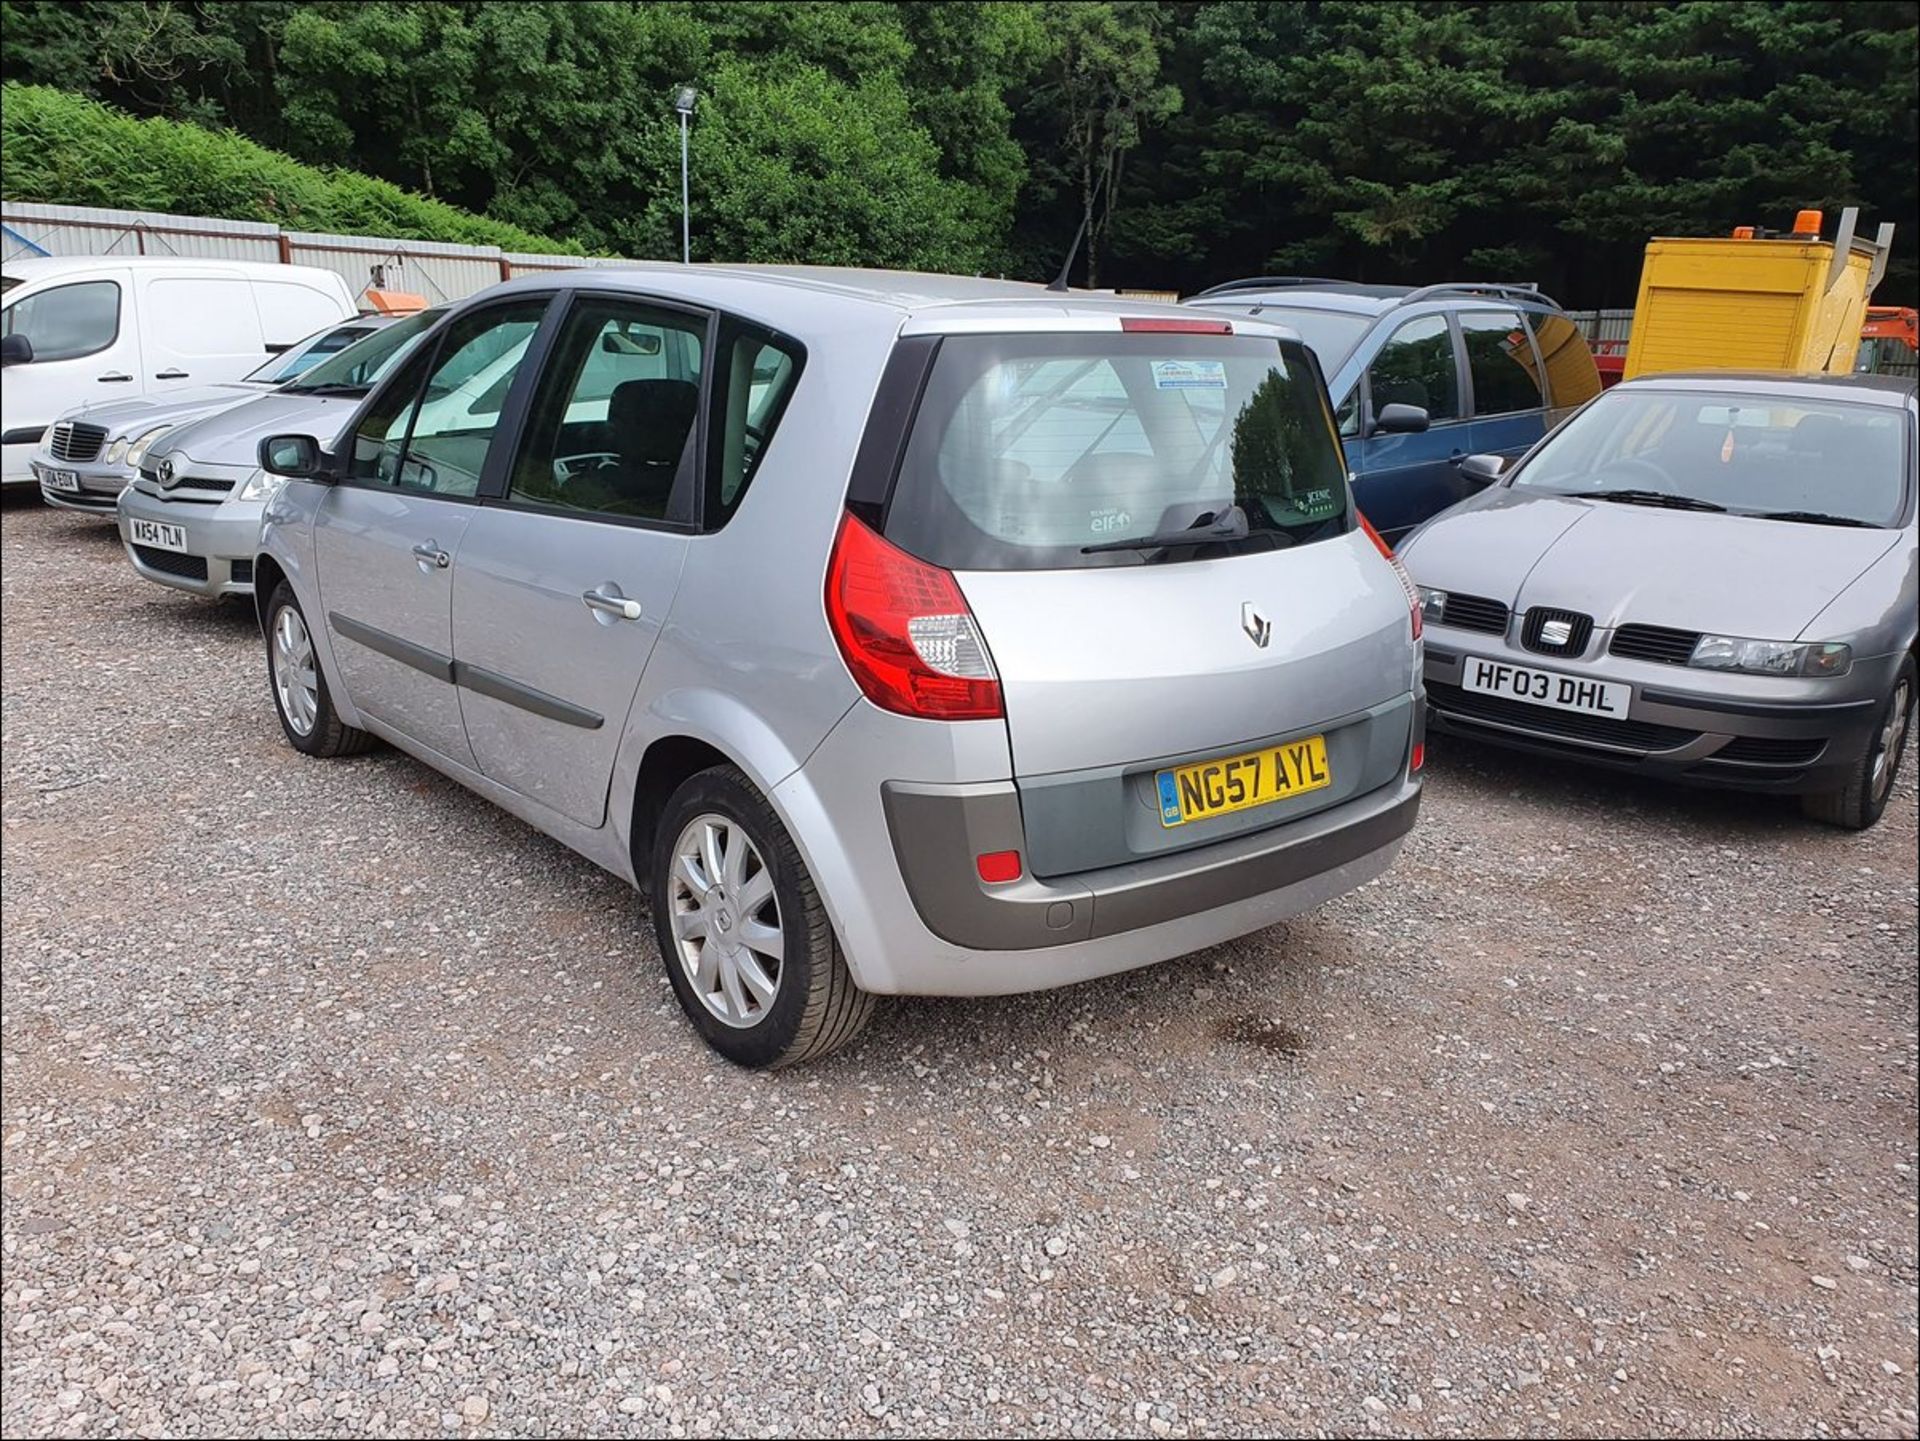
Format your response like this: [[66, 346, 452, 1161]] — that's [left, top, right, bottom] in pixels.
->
[[1242, 602, 1272, 648]]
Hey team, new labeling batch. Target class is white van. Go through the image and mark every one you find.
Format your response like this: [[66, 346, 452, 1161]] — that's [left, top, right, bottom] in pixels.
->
[[0, 257, 356, 487]]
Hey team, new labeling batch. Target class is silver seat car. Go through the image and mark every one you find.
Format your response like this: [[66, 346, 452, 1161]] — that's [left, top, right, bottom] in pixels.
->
[[1401, 372, 1918, 829], [250, 268, 1425, 1066], [116, 309, 444, 599]]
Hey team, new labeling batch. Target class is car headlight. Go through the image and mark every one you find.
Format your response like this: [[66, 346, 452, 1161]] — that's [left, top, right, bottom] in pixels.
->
[[125, 426, 172, 469], [1689, 635, 1852, 678], [235, 468, 285, 503], [106, 436, 129, 465], [1415, 585, 1448, 627]]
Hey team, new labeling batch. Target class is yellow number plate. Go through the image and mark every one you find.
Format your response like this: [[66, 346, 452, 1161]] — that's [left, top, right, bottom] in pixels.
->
[[1155, 735, 1332, 827]]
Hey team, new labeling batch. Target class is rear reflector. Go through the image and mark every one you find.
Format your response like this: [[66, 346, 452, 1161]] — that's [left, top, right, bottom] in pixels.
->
[[976, 850, 1023, 884], [825, 512, 1003, 721], [1119, 316, 1233, 334], [1410, 741, 1426, 773]]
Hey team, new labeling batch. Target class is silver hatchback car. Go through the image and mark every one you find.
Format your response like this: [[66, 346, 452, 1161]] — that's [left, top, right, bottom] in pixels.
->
[[251, 268, 1425, 1066]]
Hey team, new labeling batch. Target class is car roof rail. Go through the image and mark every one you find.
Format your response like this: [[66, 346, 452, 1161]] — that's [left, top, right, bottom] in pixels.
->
[[1187, 276, 1343, 299], [1398, 282, 1562, 310]]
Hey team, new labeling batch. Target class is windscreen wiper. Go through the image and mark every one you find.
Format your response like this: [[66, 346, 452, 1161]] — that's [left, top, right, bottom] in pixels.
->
[[1080, 504, 1251, 556], [1564, 488, 1726, 513], [1742, 509, 1876, 529], [282, 381, 370, 397]]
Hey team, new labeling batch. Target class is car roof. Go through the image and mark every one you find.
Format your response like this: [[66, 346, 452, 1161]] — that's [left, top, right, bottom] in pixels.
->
[[1614, 371, 1919, 407], [1192, 285, 1412, 316], [483, 263, 1307, 337], [1, 255, 329, 281]]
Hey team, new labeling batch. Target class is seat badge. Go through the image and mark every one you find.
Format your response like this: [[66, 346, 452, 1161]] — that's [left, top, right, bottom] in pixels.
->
[[1540, 618, 1573, 647]]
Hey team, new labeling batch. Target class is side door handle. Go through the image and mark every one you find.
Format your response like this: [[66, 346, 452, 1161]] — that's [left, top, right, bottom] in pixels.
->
[[411, 541, 451, 571], [154, 369, 190, 380], [98, 372, 134, 383], [1446, 448, 1467, 467], [582, 587, 643, 622]]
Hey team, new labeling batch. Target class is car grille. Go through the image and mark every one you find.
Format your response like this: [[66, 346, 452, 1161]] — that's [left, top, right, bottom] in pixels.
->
[[1611, 624, 1701, 665], [1520, 606, 1594, 658], [138, 467, 235, 500], [45, 487, 118, 512], [49, 421, 108, 462], [132, 546, 208, 581], [230, 559, 253, 585], [1440, 593, 1509, 635], [1713, 736, 1826, 766], [1429, 680, 1699, 752]]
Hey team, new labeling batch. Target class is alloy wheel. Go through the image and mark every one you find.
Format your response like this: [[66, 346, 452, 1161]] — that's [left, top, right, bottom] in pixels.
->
[[668, 812, 784, 1029], [272, 605, 319, 737], [1872, 677, 1912, 803]]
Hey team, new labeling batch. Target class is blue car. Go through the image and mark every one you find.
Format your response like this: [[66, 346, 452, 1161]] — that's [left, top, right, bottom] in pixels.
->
[[1188, 280, 1603, 543]]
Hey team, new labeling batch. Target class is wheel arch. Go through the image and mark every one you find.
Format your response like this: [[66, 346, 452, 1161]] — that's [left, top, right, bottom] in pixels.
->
[[252, 553, 287, 636]]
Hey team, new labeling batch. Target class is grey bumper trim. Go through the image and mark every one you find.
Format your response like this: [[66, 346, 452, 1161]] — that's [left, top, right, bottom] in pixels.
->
[[327, 612, 602, 729], [884, 777, 1421, 952], [1635, 687, 1878, 719]]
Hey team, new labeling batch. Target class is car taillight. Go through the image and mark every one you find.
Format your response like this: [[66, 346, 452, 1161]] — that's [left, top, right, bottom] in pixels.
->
[[825, 512, 1003, 721], [1358, 511, 1422, 642]]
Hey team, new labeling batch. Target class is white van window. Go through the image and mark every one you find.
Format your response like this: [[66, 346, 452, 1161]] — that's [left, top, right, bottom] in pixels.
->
[[253, 279, 352, 344], [1, 281, 120, 361], [145, 278, 261, 358]]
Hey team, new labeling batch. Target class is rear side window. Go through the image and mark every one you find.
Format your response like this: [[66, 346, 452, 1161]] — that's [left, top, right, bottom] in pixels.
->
[[708, 326, 803, 526], [507, 296, 706, 523], [1, 280, 120, 361], [1460, 309, 1546, 416], [882, 333, 1351, 570]]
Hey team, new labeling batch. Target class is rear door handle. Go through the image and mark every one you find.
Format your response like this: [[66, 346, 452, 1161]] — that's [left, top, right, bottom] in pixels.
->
[[411, 541, 451, 570], [155, 369, 190, 380], [582, 588, 643, 621], [99, 372, 133, 383]]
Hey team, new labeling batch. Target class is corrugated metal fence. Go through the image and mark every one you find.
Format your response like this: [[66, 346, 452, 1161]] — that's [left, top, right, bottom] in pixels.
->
[[0, 201, 634, 305]]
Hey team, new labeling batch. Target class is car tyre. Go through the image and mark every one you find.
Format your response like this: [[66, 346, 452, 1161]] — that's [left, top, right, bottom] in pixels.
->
[[650, 764, 876, 1068], [1802, 655, 1914, 831], [265, 581, 375, 759]]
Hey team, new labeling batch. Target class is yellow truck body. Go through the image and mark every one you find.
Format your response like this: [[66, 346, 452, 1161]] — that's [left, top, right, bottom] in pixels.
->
[[1622, 209, 1894, 380]]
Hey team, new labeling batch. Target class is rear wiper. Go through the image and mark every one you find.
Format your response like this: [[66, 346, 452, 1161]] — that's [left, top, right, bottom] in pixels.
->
[[1565, 488, 1726, 513], [1742, 509, 1875, 529], [1081, 504, 1250, 556]]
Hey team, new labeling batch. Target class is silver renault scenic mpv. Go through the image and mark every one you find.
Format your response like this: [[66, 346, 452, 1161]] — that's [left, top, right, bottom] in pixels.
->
[[252, 267, 1425, 1067]]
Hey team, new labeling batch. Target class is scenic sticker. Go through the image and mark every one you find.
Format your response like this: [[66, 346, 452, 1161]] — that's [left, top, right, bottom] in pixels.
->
[[1152, 359, 1228, 390]]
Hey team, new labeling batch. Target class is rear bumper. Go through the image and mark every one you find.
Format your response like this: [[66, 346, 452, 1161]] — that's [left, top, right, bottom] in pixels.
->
[[1424, 643, 1888, 794], [884, 775, 1420, 951]]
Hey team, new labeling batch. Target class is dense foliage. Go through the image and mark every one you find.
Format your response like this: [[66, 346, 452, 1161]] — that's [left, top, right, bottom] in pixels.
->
[[2, 0, 1913, 304], [0, 83, 579, 252]]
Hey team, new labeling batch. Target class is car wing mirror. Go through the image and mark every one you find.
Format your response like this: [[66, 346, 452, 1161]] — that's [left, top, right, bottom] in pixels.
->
[[1371, 402, 1430, 435], [1458, 453, 1508, 491], [258, 433, 331, 481], [0, 333, 33, 366]]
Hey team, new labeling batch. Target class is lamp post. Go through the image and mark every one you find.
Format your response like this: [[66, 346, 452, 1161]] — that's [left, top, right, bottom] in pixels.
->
[[672, 86, 697, 265]]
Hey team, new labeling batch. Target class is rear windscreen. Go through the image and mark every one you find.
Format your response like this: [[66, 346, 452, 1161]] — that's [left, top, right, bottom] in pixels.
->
[[882, 333, 1352, 570]]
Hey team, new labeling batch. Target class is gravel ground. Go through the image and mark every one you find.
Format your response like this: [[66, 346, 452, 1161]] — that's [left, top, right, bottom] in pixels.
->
[[3, 496, 1916, 1440]]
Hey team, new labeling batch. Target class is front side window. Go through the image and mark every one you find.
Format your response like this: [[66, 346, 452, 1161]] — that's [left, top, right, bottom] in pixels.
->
[[1515, 388, 1910, 527], [883, 334, 1351, 570], [1460, 309, 1546, 416], [349, 299, 545, 497], [508, 298, 705, 521], [1, 280, 120, 362], [1367, 314, 1459, 423]]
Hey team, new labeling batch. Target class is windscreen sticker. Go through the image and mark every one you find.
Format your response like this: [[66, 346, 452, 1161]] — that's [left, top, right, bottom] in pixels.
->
[[1151, 359, 1228, 391]]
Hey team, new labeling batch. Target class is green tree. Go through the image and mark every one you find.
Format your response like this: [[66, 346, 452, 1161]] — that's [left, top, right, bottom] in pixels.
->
[[1018, 0, 1180, 286]]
